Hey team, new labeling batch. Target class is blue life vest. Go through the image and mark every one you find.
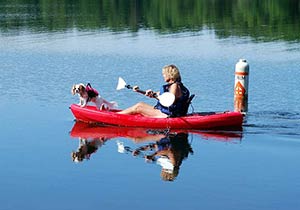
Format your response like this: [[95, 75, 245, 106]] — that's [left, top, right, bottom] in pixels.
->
[[155, 82, 190, 117], [156, 137, 172, 151]]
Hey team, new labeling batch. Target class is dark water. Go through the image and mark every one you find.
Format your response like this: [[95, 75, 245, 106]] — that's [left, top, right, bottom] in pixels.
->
[[1, 1, 300, 210]]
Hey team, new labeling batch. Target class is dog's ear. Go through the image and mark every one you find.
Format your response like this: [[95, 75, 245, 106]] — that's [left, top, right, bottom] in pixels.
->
[[71, 84, 76, 95], [79, 85, 86, 92]]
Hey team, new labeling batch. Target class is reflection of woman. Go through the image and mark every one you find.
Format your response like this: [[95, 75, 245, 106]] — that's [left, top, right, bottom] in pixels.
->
[[71, 137, 107, 162], [133, 133, 193, 181]]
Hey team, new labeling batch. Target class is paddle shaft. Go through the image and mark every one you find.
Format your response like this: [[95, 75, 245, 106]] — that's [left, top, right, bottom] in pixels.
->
[[117, 77, 175, 107], [125, 85, 158, 98]]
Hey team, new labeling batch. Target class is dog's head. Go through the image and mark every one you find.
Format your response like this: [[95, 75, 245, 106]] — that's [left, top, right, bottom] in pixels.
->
[[71, 83, 86, 95], [71, 151, 84, 162]]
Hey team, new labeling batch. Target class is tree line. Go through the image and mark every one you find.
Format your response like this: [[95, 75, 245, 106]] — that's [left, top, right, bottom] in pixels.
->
[[1, 0, 300, 41]]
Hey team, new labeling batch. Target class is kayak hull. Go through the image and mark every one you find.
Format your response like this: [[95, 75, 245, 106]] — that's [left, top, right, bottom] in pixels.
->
[[70, 104, 243, 129]]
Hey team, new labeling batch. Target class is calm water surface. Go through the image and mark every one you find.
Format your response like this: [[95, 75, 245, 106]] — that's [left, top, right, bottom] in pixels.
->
[[1, 1, 300, 210]]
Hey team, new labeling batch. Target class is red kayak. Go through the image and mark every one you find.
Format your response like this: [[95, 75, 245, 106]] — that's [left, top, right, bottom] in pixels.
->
[[70, 104, 243, 129]]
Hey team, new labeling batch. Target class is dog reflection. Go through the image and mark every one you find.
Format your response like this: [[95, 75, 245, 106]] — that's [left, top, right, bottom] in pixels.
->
[[72, 137, 107, 162]]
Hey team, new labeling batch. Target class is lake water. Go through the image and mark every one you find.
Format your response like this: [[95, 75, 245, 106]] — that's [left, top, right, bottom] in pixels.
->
[[1, 1, 300, 210]]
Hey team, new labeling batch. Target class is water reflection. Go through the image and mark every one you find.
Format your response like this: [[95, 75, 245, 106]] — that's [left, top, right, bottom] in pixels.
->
[[1, 0, 300, 42], [71, 137, 108, 162], [118, 132, 193, 181], [70, 121, 166, 142], [70, 122, 243, 180], [70, 121, 243, 143], [70, 121, 166, 162]]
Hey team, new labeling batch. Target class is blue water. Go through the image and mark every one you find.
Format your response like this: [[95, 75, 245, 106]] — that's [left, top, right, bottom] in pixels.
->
[[1, 29, 300, 210]]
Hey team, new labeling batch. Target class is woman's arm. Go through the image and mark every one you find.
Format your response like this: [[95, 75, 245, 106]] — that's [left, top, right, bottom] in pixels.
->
[[168, 83, 181, 99]]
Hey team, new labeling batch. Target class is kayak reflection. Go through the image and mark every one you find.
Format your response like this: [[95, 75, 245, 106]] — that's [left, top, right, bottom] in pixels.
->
[[70, 121, 166, 162], [70, 121, 243, 142], [69, 121, 243, 173], [117, 132, 193, 181], [70, 121, 166, 142]]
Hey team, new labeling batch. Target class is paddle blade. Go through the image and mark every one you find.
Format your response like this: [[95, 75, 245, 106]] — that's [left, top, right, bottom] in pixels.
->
[[157, 92, 175, 107], [116, 77, 127, 90], [117, 141, 126, 153]]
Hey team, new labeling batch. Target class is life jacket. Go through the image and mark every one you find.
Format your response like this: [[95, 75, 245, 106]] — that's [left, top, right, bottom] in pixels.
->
[[85, 83, 99, 102], [156, 137, 172, 151], [155, 82, 190, 117]]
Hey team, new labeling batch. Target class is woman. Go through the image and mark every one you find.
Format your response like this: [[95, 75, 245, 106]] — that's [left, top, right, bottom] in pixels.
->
[[117, 64, 190, 118]]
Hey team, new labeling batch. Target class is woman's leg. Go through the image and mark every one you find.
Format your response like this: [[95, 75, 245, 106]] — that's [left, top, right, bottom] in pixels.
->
[[118, 102, 168, 118]]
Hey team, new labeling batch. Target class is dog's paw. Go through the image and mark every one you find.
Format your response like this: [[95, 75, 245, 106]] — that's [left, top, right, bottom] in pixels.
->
[[99, 104, 108, 110]]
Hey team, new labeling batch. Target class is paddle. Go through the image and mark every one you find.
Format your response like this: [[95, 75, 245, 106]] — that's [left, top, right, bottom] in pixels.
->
[[116, 77, 175, 107], [117, 140, 174, 170]]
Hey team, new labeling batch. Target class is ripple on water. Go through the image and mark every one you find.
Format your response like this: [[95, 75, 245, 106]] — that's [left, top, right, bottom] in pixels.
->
[[243, 111, 300, 137]]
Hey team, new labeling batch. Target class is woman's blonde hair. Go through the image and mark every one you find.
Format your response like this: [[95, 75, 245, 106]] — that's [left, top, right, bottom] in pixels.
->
[[162, 64, 181, 82], [160, 167, 179, 181]]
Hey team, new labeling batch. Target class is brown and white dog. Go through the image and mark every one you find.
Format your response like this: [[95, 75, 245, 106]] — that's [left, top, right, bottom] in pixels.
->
[[71, 83, 118, 110]]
